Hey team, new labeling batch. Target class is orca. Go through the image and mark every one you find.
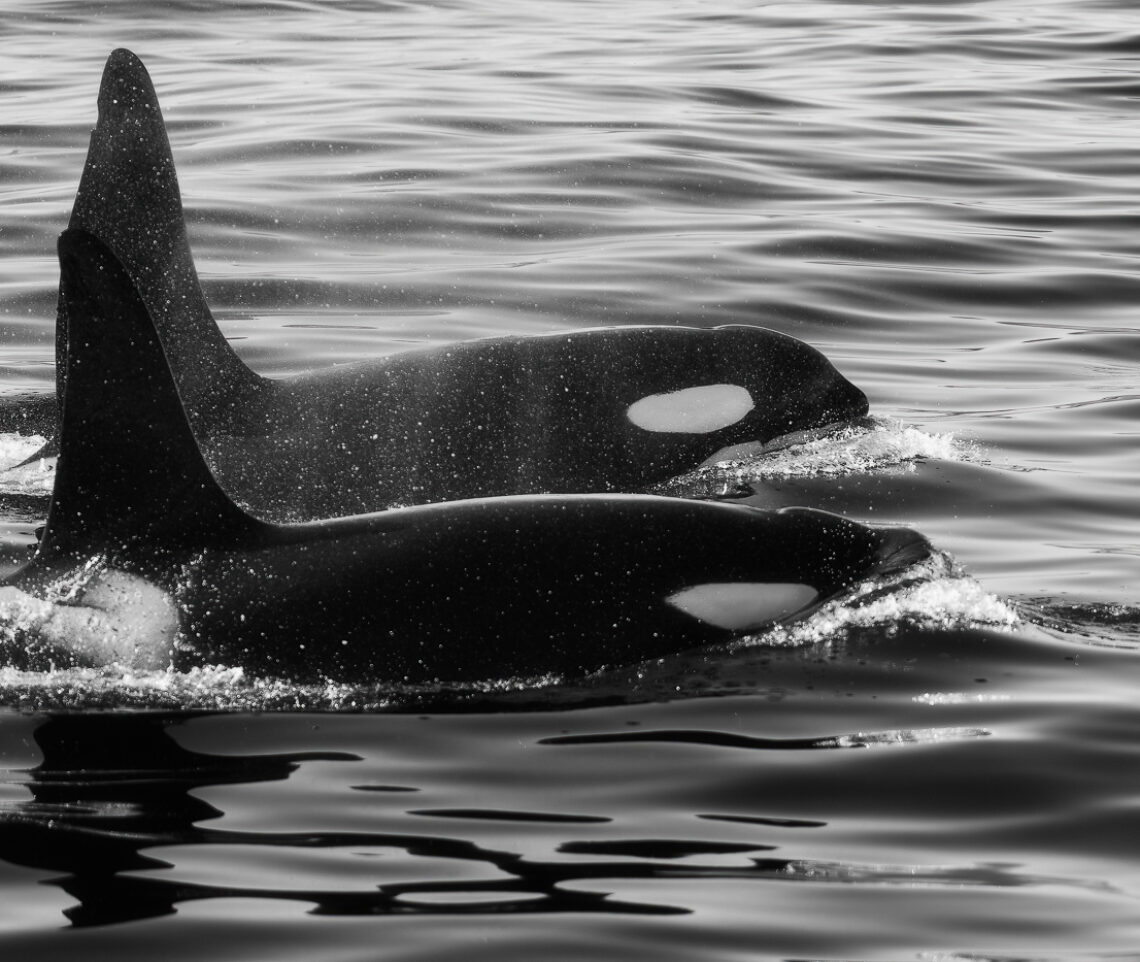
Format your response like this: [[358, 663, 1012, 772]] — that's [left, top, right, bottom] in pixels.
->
[[45, 48, 869, 519], [0, 231, 927, 683]]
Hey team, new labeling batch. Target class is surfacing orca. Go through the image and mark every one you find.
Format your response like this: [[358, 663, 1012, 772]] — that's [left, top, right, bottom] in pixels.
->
[[0, 231, 927, 683], [49, 47, 869, 519]]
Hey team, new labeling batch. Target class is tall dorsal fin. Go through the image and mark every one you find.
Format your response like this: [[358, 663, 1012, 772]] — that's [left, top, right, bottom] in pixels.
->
[[59, 48, 265, 428], [40, 229, 267, 565]]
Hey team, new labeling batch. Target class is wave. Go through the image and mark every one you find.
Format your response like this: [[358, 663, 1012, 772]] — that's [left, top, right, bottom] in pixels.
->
[[735, 549, 1019, 651], [1018, 598, 1140, 650], [0, 433, 52, 497], [656, 417, 977, 499]]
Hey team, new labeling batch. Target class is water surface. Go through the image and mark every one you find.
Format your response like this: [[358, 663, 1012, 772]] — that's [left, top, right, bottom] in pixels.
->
[[0, 1, 1137, 959]]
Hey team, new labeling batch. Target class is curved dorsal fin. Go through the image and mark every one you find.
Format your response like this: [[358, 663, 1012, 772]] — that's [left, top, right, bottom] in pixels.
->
[[59, 48, 265, 428], [40, 229, 267, 565]]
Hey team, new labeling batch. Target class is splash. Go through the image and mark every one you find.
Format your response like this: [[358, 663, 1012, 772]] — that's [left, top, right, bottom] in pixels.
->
[[1018, 598, 1140, 649], [0, 663, 382, 712], [0, 663, 569, 713], [0, 555, 108, 658], [657, 417, 976, 496], [735, 550, 1020, 651], [0, 433, 53, 496], [746, 417, 970, 477]]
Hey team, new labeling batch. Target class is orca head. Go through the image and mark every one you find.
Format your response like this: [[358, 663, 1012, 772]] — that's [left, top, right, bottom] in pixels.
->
[[718, 325, 869, 440], [620, 326, 868, 453]]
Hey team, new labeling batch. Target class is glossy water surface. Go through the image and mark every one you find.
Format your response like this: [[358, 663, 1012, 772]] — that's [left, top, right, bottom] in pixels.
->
[[0, 1, 1137, 959]]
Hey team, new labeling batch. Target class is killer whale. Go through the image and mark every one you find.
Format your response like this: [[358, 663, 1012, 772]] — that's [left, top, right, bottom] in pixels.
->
[[44, 48, 869, 519], [0, 231, 927, 682]]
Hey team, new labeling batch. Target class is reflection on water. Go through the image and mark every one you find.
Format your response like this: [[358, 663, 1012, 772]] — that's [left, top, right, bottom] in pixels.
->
[[0, 704, 1096, 932], [0, 713, 828, 926], [0, 664, 1136, 959], [5, 714, 356, 926]]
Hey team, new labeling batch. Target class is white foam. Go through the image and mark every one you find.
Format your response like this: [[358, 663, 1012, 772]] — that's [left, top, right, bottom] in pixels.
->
[[0, 662, 398, 712], [735, 551, 1020, 650], [0, 433, 54, 495], [692, 418, 975, 483]]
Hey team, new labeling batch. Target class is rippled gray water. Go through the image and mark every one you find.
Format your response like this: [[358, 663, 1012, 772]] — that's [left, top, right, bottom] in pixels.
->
[[0, 1, 1137, 959]]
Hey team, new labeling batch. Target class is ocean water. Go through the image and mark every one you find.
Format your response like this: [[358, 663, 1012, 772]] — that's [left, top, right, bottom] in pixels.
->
[[0, 0, 1137, 959]]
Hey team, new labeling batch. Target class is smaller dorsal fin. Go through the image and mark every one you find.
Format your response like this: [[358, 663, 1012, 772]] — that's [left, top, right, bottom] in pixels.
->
[[40, 229, 267, 565], [58, 48, 266, 427]]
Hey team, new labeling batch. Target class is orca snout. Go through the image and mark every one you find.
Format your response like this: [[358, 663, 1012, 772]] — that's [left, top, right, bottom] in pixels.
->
[[872, 524, 935, 576], [820, 370, 870, 425]]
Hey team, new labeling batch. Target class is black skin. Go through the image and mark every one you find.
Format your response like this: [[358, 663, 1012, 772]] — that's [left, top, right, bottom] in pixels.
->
[[45, 47, 869, 521], [3, 231, 927, 684]]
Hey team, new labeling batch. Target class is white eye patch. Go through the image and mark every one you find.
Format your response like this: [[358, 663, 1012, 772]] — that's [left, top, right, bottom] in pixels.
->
[[665, 582, 819, 631], [626, 384, 754, 434]]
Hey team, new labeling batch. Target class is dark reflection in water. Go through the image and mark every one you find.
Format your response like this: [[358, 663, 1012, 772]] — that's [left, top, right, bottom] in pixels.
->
[[541, 728, 877, 749], [0, 713, 802, 927], [6, 713, 358, 926], [2, 705, 1071, 933], [0, 710, 1035, 930]]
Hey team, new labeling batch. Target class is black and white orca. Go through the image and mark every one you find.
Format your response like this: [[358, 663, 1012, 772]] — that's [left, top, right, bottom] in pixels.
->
[[42, 48, 869, 519], [0, 231, 927, 683]]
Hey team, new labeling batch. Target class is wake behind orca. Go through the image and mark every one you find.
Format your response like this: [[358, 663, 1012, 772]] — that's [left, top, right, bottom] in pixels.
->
[[0, 231, 927, 683], [45, 48, 869, 519]]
